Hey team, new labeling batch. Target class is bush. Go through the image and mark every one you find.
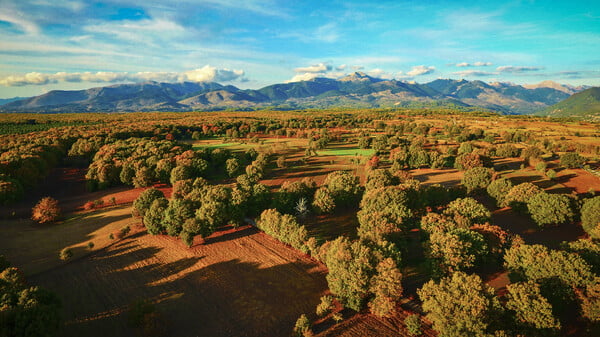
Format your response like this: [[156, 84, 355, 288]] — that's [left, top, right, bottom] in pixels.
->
[[535, 161, 547, 172], [31, 197, 61, 223], [293, 314, 312, 337], [316, 295, 334, 317], [495, 144, 520, 158], [59, 247, 73, 261], [257, 209, 309, 251], [560, 152, 585, 168], [404, 314, 422, 336], [486, 178, 513, 207], [0, 175, 24, 205], [462, 167, 493, 193], [581, 196, 600, 239], [546, 169, 557, 180], [526, 192, 574, 227]]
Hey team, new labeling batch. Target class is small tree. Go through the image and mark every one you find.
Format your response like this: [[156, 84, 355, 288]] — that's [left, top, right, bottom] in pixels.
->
[[293, 314, 312, 337], [225, 157, 240, 177], [368, 258, 403, 317], [59, 247, 73, 261], [462, 167, 493, 194], [504, 183, 543, 213], [32, 197, 61, 223], [404, 314, 423, 336], [443, 197, 491, 227], [316, 295, 335, 317], [506, 281, 560, 331], [560, 152, 585, 168], [133, 188, 165, 217]]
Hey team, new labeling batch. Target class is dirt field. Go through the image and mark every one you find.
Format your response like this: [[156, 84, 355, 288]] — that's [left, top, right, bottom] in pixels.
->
[[19, 220, 328, 337], [316, 310, 437, 337]]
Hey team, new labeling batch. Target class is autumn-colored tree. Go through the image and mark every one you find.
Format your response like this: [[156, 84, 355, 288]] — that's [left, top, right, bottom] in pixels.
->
[[427, 228, 488, 274], [31, 197, 61, 224], [418, 272, 502, 337], [504, 182, 544, 213], [365, 169, 398, 192], [443, 197, 490, 227], [312, 187, 336, 214], [368, 258, 403, 317]]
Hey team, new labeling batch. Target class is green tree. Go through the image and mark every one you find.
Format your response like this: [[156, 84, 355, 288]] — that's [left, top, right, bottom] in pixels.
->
[[169, 165, 194, 185], [312, 187, 336, 214], [405, 314, 423, 336], [428, 228, 488, 273], [462, 167, 493, 194], [487, 178, 513, 207], [324, 171, 361, 207], [443, 197, 490, 227], [365, 169, 398, 192], [418, 272, 502, 337], [293, 314, 311, 337], [506, 281, 561, 331], [132, 166, 154, 188], [504, 183, 544, 213], [560, 152, 585, 168], [0, 175, 24, 205], [132, 188, 165, 217], [526, 192, 574, 227], [581, 196, 600, 239], [163, 198, 195, 236], [316, 295, 334, 317], [225, 157, 241, 177], [357, 186, 415, 240], [143, 198, 168, 235]]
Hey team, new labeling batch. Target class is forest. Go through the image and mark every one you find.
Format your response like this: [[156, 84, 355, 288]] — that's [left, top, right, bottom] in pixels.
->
[[1, 108, 599, 337]]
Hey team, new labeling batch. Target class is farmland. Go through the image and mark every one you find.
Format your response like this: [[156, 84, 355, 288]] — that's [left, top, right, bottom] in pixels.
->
[[1, 109, 600, 337]]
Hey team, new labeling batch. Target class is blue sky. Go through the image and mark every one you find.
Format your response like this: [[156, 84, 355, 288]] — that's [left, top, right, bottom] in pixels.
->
[[0, 0, 599, 98]]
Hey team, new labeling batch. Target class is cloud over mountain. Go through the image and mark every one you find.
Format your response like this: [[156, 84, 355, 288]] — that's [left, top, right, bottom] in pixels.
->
[[0, 65, 246, 86], [407, 65, 435, 76]]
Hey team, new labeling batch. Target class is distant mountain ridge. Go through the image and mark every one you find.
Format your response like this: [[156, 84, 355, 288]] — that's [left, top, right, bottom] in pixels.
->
[[540, 87, 600, 119], [0, 74, 586, 114]]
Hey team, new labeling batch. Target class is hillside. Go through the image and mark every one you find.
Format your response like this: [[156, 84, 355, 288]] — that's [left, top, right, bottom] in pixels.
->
[[0, 74, 579, 114], [540, 87, 600, 119]]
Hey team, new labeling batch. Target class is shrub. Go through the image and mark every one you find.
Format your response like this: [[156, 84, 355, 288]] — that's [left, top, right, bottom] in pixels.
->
[[462, 167, 493, 193], [535, 161, 547, 172], [495, 144, 520, 158], [0, 175, 24, 205], [560, 152, 585, 168], [526, 192, 574, 227], [59, 247, 73, 261], [546, 169, 557, 180], [256, 209, 308, 251], [31, 197, 61, 223], [486, 177, 513, 207], [87, 242, 95, 250], [293, 314, 311, 337], [316, 295, 334, 317], [404, 314, 422, 336], [581, 196, 600, 239]]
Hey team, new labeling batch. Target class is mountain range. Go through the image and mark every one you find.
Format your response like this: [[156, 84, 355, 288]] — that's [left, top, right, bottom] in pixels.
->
[[540, 87, 600, 119], [0, 72, 592, 115]]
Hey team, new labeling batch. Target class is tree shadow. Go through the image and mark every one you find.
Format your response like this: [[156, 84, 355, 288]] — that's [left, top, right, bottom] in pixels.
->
[[203, 225, 258, 245]]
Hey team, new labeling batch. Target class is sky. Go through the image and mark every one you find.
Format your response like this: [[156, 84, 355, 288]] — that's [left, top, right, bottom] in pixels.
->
[[0, 0, 599, 98]]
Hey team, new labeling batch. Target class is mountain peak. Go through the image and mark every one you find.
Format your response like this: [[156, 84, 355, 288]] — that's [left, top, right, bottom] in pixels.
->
[[340, 72, 379, 82]]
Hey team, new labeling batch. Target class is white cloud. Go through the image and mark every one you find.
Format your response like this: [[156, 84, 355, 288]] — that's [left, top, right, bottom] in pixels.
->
[[454, 61, 493, 67], [474, 61, 493, 66], [294, 63, 332, 73], [84, 18, 186, 45], [336, 64, 347, 71], [496, 65, 543, 73], [407, 65, 435, 76], [367, 68, 394, 79], [0, 9, 40, 35], [0, 65, 246, 86], [287, 73, 320, 82], [452, 70, 496, 77], [314, 23, 339, 43]]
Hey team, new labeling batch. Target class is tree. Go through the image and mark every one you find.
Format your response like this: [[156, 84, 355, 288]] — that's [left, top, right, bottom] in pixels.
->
[[577, 277, 600, 322], [132, 166, 154, 188], [368, 258, 403, 317], [495, 144, 520, 158], [225, 157, 241, 177], [143, 198, 169, 235], [365, 169, 398, 191], [321, 237, 379, 311], [163, 198, 195, 236], [418, 272, 502, 337], [504, 183, 543, 213], [59, 247, 73, 261], [0, 175, 24, 205], [454, 153, 483, 171], [31, 197, 61, 224], [427, 228, 488, 274], [293, 314, 312, 337], [316, 295, 335, 317], [169, 165, 194, 185], [323, 171, 361, 207], [560, 152, 585, 168], [312, 187, 336, 214], [581, 196, 600, 239], [357, 186, 415, 239], [443, 197, 490, 227], [526, 192, 574, 227], [486, 178, 513, 207], [462, 167, 493, 194], [132, 188, 165, 217], [405, 314, 423, 336], [506, 281, 561, 331], [420, 212, 461, 234]]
